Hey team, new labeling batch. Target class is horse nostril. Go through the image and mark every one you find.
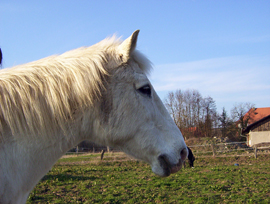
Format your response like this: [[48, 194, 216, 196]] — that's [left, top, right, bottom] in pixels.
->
[[180, 147, 188, 162]]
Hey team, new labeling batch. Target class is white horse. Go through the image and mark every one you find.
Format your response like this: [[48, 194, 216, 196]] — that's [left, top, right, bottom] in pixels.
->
[[0, 30, 187, 204]]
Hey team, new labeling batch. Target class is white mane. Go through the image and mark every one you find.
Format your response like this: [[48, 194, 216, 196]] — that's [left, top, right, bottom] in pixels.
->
[[0, 36, 151, 142]]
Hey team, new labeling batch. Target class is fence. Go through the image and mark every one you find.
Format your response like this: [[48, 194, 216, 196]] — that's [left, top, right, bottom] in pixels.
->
[[66, 142, 270, 159], [67, 145, 121, 155], [189, 141, 270, 158]]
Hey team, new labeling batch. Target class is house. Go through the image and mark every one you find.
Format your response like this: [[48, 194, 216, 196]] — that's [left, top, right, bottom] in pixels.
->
[[243, 107, 270, 126], [242, 107, 270, 146]]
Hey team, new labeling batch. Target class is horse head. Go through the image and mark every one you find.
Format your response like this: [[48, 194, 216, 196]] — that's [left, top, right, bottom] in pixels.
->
[[93, 30, 188, 176]]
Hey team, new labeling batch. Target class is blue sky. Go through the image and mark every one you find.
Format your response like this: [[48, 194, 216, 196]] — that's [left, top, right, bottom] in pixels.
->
[[1, 0, 269, 113]]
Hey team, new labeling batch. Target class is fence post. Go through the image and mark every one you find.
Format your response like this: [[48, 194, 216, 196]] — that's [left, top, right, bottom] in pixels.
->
[[211, 142, 216, 157], [101, 149, 105, 160], [93, 147, 95, 153], [107, 146, 110, 153], [254, 145, 257, 159], [76, 146, 79, 157]]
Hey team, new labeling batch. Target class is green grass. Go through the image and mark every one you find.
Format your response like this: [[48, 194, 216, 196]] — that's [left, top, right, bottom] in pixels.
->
[[56, 154, 100, 163], [27, 153, 270, 203]]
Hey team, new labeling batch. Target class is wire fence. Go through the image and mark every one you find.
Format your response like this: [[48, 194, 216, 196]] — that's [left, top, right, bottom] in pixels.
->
[[66, 142, 270, 159], [66, 146, 121, 155], [189, 142, 270, 158]]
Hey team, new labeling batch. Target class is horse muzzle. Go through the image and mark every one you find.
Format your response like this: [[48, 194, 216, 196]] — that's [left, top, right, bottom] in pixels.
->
[[157, 147, 188, 177]]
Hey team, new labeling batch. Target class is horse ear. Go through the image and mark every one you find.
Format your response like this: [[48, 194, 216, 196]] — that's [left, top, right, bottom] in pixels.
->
[[119, 30, 140, 62]]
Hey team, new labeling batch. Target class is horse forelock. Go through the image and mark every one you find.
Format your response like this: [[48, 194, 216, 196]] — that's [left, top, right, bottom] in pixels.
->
[[0, 35, 151, 142]]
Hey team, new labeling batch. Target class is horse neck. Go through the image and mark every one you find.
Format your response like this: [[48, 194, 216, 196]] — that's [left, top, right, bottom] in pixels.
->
[[0, 117, 88, 204]]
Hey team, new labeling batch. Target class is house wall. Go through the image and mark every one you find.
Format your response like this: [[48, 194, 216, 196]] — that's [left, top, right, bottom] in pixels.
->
[[251, 117, 270, 132], [248, 131, 270, 146]]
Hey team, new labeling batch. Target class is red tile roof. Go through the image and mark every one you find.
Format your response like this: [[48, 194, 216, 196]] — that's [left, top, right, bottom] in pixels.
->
[[244, 107, 270, 125]]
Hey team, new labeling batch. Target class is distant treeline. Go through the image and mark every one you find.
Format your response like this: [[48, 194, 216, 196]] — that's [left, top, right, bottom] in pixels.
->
[[164, 89, 254, 141]]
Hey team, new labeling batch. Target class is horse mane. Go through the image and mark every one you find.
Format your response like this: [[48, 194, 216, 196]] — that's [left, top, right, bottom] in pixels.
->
[[0, 36, 151, 141]]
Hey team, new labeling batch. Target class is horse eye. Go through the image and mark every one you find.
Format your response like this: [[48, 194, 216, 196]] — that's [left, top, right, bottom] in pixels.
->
[[137, 84, 151, 97]]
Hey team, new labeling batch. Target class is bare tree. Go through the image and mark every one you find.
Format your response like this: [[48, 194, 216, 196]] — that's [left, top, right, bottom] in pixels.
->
[[230, 102, 255, 140], [164, 92, 177, 124], [201, 96, 217, 137], [231, 102, 255, 128], [165, 89, 217, 139]]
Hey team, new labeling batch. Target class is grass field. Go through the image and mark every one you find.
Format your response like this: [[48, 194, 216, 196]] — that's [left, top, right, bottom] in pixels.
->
[[27, 153, 270, 203]]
